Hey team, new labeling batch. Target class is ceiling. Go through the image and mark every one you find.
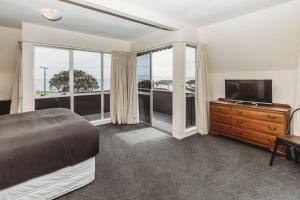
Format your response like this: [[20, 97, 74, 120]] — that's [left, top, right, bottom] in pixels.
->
[[0, 0, 293, 40], [0, 0, 157, 40], [122, 0, 292, 26]]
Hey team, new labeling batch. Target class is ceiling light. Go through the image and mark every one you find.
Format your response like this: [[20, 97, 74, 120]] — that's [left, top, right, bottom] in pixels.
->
[[40, 8, 63, 21]]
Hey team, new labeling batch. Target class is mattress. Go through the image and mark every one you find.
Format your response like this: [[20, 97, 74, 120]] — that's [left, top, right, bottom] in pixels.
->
[[0, 108, 99, 189], [0, 157, 95, 200]]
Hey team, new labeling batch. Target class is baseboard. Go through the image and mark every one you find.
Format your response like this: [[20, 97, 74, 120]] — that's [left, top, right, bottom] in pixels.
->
[[91, 118, 112, 126], [173, 129, 198, 140]]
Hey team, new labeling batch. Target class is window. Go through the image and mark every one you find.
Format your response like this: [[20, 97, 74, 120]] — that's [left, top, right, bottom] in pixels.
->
[[73, 50, 102, 120], [186, 46, 196, 129], [34, 47, 71, 110], [34, 46, 111, 121]]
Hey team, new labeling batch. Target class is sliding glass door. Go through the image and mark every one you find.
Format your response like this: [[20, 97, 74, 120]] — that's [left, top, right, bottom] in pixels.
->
[[137, 53, 151, 125], [152, 48, 173, 133], [137, 47, 173, 134], [34, 46, 111, 122]]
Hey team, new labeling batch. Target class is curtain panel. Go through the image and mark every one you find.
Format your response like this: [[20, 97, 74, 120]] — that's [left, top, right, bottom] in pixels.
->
[[195, 44, 210, 135], [10, 43, 22, 114], [110, 51, 139, 124]]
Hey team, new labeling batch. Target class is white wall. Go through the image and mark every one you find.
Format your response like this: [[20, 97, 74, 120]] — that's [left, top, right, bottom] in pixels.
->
[[22, 23, 130, 52], [22, 23, 130, 112], [0, 26, 21, 100], [198, 0, 300, 106], [209, 70, 295, 105]]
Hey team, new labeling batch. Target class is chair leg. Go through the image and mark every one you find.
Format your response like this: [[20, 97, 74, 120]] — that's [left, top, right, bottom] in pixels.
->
[[294, 149, 300, 164], [269, 141, 279, 166]]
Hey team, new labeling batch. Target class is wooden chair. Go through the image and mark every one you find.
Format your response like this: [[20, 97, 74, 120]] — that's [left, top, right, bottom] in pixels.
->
[[269, 108, 300, 166]]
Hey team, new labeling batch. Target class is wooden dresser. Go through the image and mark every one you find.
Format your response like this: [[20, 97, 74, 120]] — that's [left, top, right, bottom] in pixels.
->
[[210, 99, 291, 156]]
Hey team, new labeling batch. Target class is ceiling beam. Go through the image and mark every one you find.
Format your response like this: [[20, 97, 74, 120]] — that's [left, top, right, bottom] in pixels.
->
[[59, 0, 177, 31]]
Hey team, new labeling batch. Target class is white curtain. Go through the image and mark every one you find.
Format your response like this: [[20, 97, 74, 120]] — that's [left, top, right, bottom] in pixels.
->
[[110, 51, 139, 124], [195, 44, 210, 135], [10, 43, 22, 114], [292, 50, 300, 136]]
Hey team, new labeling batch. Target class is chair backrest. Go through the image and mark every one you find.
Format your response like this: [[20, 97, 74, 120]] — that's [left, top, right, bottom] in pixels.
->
[[287, 108, 300, 133]]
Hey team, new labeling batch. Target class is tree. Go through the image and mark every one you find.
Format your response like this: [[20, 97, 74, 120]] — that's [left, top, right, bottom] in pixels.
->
[[49, 70, 99, 93], [138, 80, 151, 89]]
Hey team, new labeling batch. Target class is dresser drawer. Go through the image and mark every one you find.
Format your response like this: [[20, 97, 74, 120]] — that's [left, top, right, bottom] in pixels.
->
[[210, 104, 231, 114], [210, 112, 231, 124], [233, 127, 275, 147], [232, 108, 285, 124], [232, 116, 285, 136], [211, 121, 232, 134]]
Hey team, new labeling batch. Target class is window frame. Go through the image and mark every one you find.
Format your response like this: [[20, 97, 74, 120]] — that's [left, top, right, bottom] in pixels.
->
[[185, 44, 197, 132]]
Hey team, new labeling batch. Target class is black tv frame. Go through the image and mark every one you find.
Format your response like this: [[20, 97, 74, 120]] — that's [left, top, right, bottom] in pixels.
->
[[225, 79, 272, 105]]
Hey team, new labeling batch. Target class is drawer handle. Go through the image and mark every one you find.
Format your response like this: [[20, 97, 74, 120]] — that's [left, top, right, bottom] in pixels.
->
[[217, 107, 224, 111], [267, 115, 277, 120], [236, 119, 244, 124], [267, 139, 273, 143], [237, 111, 243, 115], [268, 125, 277, 131]]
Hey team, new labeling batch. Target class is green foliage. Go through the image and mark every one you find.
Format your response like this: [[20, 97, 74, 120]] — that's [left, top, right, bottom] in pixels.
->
[[138, 80, 151, 89], [49, 70, 99, 93]]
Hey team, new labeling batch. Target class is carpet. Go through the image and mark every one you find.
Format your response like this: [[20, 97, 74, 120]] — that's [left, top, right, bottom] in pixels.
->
[[58, 124, 300, 200]]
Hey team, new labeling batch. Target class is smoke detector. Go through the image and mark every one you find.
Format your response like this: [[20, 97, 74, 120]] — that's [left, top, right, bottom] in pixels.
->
[[40, 8, 63, 21]]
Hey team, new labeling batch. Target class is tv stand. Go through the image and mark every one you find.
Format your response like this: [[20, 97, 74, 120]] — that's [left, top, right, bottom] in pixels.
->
[[210, 98, 291, 157]]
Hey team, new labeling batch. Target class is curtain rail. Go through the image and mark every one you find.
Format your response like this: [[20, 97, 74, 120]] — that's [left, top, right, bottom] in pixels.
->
[[135, 40, 199, 55], [21, 40, 112, 54]]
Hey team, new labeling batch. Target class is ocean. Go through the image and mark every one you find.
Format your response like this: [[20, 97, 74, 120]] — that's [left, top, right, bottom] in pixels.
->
[[35, 79, 111, 91]]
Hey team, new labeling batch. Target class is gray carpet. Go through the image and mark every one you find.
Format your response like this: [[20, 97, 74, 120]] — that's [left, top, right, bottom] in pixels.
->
[[58, 124, 300, 200]]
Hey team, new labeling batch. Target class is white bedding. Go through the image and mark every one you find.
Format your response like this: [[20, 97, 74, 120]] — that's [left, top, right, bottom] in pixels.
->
[[0, 157, 95, 200]]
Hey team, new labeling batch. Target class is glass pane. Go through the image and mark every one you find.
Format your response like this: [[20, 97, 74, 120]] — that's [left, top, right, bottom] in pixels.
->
[[186, 46, 196, 129], [74, 94, 101, 121], [35, 47, 69, 97], [35, 97, 71, 110], [152, 49, 173, 91], [103, 53, 111, 118], [103, 53, 111, 92], [137, 54, 151, 92], [73, 50, 101, 93], [137, 53, 151, 124], [152, 48, 173, 133], [104, 93, 110, 118], [138, 94, 150, 124]]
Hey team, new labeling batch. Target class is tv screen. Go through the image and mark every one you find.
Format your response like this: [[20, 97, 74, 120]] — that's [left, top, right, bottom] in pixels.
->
[[225, 80, 272, 104]]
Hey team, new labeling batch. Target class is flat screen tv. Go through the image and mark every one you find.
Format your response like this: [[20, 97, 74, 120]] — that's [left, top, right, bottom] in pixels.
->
[[225, 80, 272, 104]]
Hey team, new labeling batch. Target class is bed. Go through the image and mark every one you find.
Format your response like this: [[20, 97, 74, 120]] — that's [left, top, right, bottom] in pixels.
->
[[0, 108, 99, 200]]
